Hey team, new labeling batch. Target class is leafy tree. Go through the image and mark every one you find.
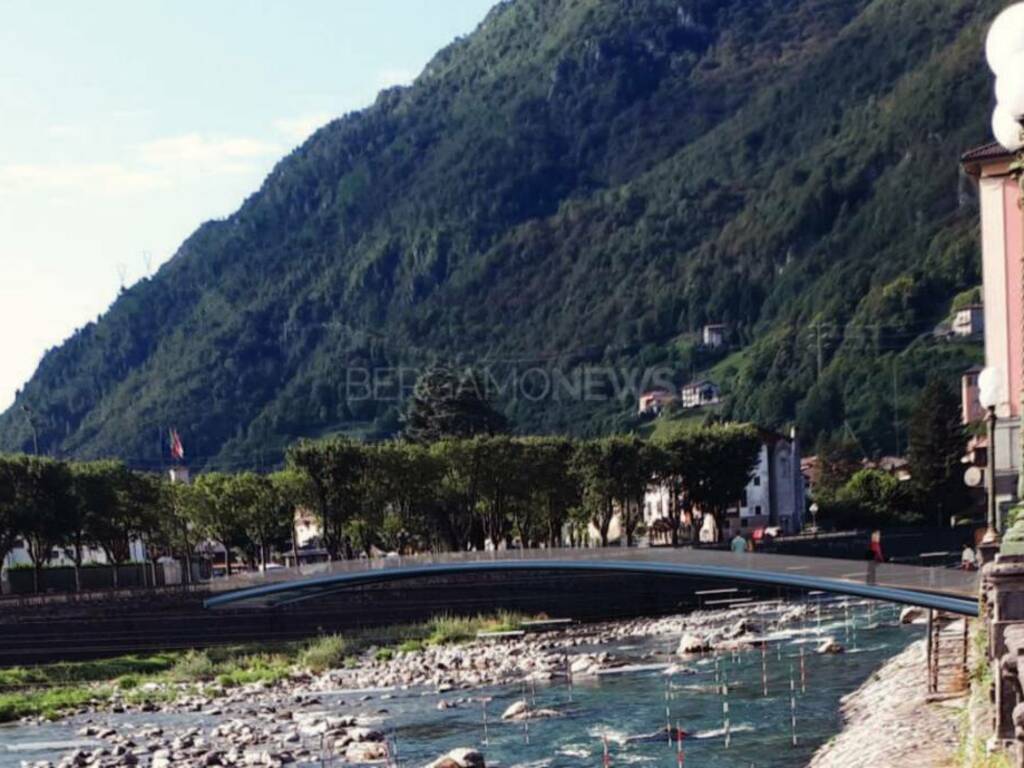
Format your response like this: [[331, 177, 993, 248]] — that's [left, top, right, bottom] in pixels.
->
[[87, 467, 159, 588], [227, 473, 290, 570], [519, 436, 580, 547], [192, 472, 247, 576], [69, 461, 124, 591], [606, 436, 658, 547], [681, 424, 762, 541], [158, 481, 207, 585], [813, 436, 862, 500], [11, 456, 75, 593], [402, 367, 507, 444], [570, 439, 619, 547], [907, 379, 970, 526], [431, 438, 487, 550], [269, 469, 314, 564], [830, 468, 915, 528], [0, 457, 21, 589], [288, 438, 367, 559]]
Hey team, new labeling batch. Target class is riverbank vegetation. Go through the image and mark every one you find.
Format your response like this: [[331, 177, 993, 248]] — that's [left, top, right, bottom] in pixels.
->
[[0, 612, 531, 723]]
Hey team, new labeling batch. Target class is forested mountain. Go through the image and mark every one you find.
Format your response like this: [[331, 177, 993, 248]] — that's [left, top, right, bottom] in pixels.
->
[[0, 0, 994, 468]]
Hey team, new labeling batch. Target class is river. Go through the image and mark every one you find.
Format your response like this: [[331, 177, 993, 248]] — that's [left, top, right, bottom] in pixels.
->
[[0, 597, 920, 767]]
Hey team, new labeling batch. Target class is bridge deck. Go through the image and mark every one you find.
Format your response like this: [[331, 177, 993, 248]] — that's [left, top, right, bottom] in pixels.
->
[[204, 548, 980, 616]]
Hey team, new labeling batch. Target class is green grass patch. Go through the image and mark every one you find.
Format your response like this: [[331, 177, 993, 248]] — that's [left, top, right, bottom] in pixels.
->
[[215, 655, 291, 688], [0, 685, 110, 722], [0, 653, 180, 691]]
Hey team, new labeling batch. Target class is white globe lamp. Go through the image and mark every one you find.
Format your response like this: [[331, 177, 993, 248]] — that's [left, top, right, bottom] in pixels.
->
[[987, 2, 1024, 74], [994, 105, 1024, 152], [995, 54, 1024, 118]]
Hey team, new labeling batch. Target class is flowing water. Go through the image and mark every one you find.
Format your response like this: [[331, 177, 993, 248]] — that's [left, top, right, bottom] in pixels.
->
[[0, 599, 921, 767]]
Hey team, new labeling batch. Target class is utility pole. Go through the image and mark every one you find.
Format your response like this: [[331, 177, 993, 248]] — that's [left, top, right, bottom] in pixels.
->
[[892, 360, 900, 455]]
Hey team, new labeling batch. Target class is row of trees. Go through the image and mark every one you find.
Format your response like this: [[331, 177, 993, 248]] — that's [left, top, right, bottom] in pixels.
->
[[0, 423, 763, 591]]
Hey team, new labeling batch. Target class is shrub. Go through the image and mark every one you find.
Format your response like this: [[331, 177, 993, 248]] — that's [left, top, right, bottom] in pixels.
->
[[171, 650, 218, 682], [375, 648, 394, 662], [299, 636, 348, 673], [116, 675, 140, 691]]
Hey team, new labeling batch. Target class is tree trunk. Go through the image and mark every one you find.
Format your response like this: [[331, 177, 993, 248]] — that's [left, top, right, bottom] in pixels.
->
[[73, 542, 83, 593], [225, 546, 232, 577]]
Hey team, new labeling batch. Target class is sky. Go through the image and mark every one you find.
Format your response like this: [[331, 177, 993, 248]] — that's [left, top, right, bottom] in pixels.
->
[[0, 0, 496, 412]]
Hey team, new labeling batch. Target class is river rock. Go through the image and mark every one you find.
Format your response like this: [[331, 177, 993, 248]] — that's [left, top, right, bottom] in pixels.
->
[[817, 638, 845, 654], [899, 607, 927, 625], [425, 747, 486, 768], [501, 700, 528, 720], [345, 741, 389, 762], [677, 634, 711, 654]]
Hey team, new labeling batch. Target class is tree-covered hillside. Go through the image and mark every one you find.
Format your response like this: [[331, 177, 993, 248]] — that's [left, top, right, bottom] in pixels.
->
[[0, 0, 993, 468]]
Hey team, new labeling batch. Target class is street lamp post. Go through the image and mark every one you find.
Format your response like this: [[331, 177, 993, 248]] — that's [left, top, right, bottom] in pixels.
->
[[809, 502, 819, 537], [979, 367, 1005, 538]]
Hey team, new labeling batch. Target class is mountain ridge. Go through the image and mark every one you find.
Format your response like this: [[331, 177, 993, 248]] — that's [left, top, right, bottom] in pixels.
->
[[0, 0, 992, 467]]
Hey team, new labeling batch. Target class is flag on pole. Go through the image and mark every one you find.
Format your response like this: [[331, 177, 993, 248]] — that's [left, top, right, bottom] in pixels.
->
[[169, 428, 185, 461]]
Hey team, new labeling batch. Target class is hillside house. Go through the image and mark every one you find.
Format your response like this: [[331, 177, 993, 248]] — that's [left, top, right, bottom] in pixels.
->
[[638, 389, 676, 416], [680, 380, 721, 409], [962, 365, 985, 425], [702, 324, 728, 349], [952, 304, 985, 338]]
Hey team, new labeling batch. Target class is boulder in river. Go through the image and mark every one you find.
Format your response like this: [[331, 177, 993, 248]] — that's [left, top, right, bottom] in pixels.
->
[[816, 638, 845, 654], [501, 700, 528, 720], [899, 607, 927, 625], [425, 747, 486, 768], [677, 634, 711, 655]]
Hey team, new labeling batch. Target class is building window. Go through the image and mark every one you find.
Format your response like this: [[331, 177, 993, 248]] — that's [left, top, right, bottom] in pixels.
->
[[741, 490, 748, 507], [753, 476, 761, 486], [754, 505, 762, 516], [741, 518, 748, 528]]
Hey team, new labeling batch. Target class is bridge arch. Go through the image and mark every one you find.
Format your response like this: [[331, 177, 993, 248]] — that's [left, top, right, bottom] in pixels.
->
[[204, 554, 978, 616]]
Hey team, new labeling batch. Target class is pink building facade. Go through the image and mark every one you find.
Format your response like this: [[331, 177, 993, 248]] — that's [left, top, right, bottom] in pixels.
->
[[964, 143, 1024, 503]]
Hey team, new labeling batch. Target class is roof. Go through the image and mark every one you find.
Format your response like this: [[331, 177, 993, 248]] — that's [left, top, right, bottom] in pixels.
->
[[961, 142, 1011, 163], [962, 141, 1015, 176]]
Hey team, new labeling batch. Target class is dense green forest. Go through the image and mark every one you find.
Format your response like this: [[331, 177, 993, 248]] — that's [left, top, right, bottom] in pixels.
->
[[0, 0, 993, 468]]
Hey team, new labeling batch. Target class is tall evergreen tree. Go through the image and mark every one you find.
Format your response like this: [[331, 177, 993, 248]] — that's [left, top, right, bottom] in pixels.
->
[[907, 379, 970, 527], [402, 367, 507, 443]]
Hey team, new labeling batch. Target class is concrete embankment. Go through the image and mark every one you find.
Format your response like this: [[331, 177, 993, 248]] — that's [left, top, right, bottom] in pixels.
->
[[0, 571, 786, 665], [808, 638, 962, 768]]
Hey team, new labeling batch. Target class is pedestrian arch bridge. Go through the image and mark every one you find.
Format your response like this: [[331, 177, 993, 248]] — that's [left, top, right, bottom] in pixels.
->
[[203, 548, 979, 617]]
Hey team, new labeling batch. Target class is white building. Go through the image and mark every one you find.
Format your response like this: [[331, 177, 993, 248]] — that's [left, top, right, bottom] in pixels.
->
[[680, 380, 721, 409], [951, 304, 984, 338], [702, 324, 728, 349]]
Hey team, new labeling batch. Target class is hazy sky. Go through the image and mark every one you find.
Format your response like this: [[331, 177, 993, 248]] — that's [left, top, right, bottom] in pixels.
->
[[0, 0, 496, 411]]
